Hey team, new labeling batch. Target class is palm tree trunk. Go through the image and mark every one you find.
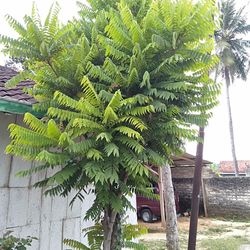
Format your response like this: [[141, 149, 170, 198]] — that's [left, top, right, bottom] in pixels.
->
[[225, 67, 239, 176], [162, 164, 180, 250]]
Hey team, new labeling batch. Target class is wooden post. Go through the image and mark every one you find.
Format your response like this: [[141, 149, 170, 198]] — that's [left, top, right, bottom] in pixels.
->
[[201, 176, 208, 217], [158, 167, 166, 228]]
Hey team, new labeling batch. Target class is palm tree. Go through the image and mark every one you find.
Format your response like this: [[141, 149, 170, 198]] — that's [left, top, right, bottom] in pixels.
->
[[215, 0, 250, 176]]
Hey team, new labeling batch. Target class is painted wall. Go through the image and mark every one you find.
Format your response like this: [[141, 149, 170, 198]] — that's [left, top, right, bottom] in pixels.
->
[[0, 112, 137, 249]]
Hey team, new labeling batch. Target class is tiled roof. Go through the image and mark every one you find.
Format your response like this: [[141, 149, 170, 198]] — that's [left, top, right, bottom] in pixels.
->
[[0, 66, 36, 105], [219, 160, 250, 173]]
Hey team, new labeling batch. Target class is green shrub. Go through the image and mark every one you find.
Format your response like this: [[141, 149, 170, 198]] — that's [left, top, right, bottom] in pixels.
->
[[0, 231, 37, 250], [64, 223, 148, 249]]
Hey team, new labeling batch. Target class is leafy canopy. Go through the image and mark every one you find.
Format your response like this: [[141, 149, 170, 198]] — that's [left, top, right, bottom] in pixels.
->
[[215, 0, 250, 82], [7, 78, 154, 219], [1, 0, 220, 246]]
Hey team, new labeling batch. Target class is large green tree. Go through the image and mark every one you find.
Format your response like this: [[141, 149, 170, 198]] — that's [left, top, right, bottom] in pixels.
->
[[215, 0, 250, 176], [1, 0, 219, 249]]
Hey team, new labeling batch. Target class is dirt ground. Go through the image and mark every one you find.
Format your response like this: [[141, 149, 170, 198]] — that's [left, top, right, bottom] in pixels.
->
[[138, 217, 250, 249], [138, 217, 216, 236]]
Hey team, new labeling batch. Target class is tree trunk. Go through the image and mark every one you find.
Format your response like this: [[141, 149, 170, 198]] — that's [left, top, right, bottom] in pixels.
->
[[105, 176, 128, 249], [110, 213, 122, 250], [225, 67, 239, 176], [188, 127, 204, 250], [162, 164, 180, 250], [103, 209, 117, 250]]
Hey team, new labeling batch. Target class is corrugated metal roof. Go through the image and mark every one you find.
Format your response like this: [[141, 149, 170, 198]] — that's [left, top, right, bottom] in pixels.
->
[[0, 66, 36, 105]]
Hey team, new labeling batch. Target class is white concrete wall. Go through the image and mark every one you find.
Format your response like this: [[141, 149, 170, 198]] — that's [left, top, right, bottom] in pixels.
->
[[0, 112, 95, 250], [0, 112, 137, 250]]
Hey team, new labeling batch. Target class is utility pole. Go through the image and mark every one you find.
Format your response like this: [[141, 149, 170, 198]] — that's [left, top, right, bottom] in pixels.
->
[[188, 127, 205, 250]]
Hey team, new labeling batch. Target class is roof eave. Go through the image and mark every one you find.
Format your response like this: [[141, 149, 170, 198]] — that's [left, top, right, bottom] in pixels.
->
[[0, 98, 41, 117]]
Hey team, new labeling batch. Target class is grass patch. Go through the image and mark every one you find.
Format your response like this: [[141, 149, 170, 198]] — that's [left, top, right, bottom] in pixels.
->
[[140, 239, 188, 250], [147, 228, 165, 233], [179, 234, 189, 249], [203, 226, 232, 235], [201, 236, 250, 250], [213, 215, 250, 223], [140, 240, 165, 250], [234, 225, 249, 230], [141, 236, 250, 250]]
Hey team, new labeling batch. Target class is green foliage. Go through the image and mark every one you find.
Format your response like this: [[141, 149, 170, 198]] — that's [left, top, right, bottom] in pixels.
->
[[1, 0, 220, 248], [0, 231, 37, 250], [0, 3, 86, 105], [214, 0, 250, 175], [209, 163, 221, 176], [215, 0, 250, 82], [64, 223, 148, 250], [7, 79, 153, 221]]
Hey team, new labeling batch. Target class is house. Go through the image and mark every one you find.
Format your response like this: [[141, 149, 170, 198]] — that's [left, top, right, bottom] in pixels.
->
[[171, 153, 213, 215], [0, 66, 137, 249], [219, 160, 250, 176]]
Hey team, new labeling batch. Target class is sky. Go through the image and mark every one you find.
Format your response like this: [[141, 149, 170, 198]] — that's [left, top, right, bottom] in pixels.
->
[[0, 0, 250, 163]]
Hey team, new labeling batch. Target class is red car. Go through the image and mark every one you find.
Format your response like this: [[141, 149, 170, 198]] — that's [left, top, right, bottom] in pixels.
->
[[136, 184, 179, 222]]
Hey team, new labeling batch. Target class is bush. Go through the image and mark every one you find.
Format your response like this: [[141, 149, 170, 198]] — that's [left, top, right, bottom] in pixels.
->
[[0, 231, 37, 250]]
